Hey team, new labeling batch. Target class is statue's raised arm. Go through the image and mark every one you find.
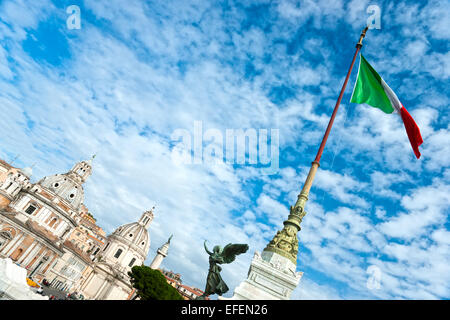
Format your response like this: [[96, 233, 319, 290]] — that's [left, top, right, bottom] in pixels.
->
[[204, 240, 213, 256]]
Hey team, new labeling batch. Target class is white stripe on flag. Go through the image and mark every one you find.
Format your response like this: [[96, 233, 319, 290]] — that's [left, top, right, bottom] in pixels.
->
[[381, 79, 402, 113]]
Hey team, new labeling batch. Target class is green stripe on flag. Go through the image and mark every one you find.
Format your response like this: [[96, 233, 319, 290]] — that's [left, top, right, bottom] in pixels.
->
[[350, 55, 394, 114]]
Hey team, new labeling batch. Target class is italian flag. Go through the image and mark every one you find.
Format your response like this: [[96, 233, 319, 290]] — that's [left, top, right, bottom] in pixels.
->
[[350, 54, 423, 159]]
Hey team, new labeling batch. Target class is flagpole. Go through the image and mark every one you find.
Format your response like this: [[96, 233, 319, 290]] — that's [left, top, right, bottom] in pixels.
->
[[294, 26, 369, 210], [263, 27, 370, 264]]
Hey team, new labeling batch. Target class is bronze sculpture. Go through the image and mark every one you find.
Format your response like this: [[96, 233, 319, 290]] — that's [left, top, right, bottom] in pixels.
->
[[196, 240, 248, 299]]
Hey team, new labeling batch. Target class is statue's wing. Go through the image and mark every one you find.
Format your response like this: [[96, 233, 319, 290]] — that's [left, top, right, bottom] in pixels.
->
[[221, 243, 249, 264]]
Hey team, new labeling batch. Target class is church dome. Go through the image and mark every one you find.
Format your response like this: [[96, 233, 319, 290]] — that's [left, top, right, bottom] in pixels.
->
[[37, 157, 94, 211], [100, 209, 155, 271], [111, 221, 151, 258], [39, 173, 85, 210], [112, 209, 154, 256]]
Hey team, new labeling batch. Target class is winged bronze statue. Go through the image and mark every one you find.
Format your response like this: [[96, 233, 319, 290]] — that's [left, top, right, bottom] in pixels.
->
[[196, 240, 249, 299]]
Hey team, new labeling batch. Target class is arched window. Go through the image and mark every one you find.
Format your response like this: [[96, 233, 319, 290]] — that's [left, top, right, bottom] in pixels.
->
[[114, 249, 122, 259], [0, 230, 13, 240], [0, 231, 13, 248], [48, 218, 58, 228], [128, 258, 136, 267]]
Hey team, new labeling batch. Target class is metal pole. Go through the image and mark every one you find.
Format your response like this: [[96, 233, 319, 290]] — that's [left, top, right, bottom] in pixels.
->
[[294, 26, 369, 210]]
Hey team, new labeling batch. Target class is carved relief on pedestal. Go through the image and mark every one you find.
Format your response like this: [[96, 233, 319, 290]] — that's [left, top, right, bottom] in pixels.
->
[[264, 224, 298, 263], [263, 204, 307, 264]]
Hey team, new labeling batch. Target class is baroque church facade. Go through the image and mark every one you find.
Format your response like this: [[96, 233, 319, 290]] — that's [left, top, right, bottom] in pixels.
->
[[79, 210, 154, 299], [0, 157, 155, 299]]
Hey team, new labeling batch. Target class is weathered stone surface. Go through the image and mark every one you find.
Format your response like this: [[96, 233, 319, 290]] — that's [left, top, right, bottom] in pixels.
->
[[0, 257, 48, 300], [223, 251, 302, 300]]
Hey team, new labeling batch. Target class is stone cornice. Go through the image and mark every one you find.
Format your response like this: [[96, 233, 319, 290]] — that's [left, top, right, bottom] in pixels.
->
[[0, 211, 64, 254], [22, 190, 78, 227], [0, 190, 13, 201]]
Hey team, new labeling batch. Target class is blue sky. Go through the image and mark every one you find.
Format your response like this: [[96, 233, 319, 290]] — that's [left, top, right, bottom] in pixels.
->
[[0, 0, 449, 299]]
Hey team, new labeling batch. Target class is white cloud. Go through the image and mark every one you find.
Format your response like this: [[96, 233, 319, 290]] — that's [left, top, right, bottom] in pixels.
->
[[379, 179, 450, 240], [313, 169, 369, 208]]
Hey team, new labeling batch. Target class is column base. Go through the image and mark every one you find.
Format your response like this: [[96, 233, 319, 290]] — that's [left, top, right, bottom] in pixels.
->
[[224, 251, 302, 300]]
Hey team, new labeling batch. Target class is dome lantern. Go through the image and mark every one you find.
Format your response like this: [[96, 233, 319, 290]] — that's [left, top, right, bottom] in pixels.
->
[[138, 206, 155, 229]]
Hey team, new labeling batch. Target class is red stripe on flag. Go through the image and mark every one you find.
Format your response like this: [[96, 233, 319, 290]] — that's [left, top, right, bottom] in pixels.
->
[[400, 106, 423, 159]]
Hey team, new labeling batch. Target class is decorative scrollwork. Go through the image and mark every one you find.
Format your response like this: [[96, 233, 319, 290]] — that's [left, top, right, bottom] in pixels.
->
[[290, 205, 307, 220], [264, 224, 298, 263]]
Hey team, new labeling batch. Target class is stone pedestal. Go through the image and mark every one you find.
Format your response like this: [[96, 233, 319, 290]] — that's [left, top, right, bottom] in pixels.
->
[[0, 258, 48, 300], [221, 250, 302, 300]]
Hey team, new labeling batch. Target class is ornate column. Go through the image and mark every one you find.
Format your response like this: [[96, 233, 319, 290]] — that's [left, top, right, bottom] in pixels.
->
[[224, 194, 307, 300], [150, 235, 172, 270], [226, 27, 369, 300]]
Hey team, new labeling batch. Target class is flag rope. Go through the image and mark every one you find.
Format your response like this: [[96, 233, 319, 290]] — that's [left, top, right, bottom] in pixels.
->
[[317, 102, 352, 208]]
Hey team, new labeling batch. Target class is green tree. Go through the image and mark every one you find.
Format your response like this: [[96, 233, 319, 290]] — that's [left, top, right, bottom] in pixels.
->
[[128, 265, 183, 300]]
